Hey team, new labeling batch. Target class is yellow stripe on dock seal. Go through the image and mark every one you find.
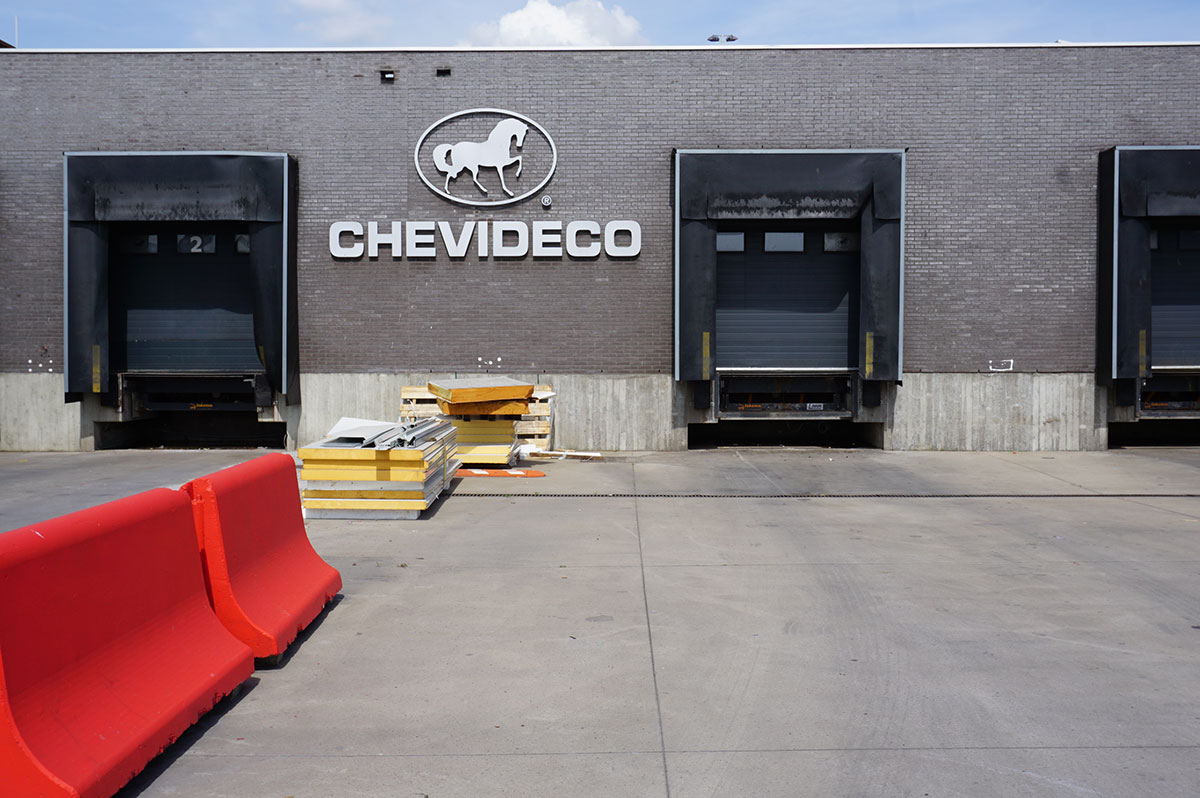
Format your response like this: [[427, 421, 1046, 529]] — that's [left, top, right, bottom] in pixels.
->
[[865, 331, 875, 379], [1139, 329, 1147, 377]]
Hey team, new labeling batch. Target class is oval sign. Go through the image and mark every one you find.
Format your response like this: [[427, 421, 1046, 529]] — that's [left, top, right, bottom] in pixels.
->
[[414, 108, 558, 208]]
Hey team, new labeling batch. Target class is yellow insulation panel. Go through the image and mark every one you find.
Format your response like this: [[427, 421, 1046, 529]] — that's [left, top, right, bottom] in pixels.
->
[[299, 467, 438, 482], [303, 489, 429, 500], [456, 443, 515, 453], [456, 455, 514, 465], [302, 498, 429, 510], [298, 447, 429, 463], [297, 452, 444, 470], [450, 419, 515, 431]]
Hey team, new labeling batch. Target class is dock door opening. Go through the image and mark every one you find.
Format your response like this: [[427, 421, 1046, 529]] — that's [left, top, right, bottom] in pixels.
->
[[715, 222, 860, 373], [1101, 147, 1200, 441], [1149, 222, 1200, 375], [63, 152, 298, 448], [675, 149, 904, 443], [109, 222, 261, 374]]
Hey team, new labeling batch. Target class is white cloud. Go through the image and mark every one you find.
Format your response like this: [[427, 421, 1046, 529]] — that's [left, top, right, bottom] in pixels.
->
[[463, 0, 645, 46], [286, 0, 397, 45], [730, 0, 1043, 45]]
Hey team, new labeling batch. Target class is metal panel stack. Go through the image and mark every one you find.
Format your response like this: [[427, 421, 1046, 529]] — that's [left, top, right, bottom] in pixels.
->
[[426, 377, 535, 466], [298, 417, 458, 520]]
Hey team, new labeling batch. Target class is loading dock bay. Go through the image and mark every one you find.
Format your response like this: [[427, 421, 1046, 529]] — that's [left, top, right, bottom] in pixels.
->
[[2, 447, 1198, 797]]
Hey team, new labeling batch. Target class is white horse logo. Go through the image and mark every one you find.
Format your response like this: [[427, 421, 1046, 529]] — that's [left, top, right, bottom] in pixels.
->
[[433, 118, 528, 198], [415, 109, 557, 208]]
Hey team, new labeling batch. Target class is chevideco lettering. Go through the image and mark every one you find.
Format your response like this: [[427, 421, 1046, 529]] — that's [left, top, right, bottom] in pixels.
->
[[329, 220, 641, 260]]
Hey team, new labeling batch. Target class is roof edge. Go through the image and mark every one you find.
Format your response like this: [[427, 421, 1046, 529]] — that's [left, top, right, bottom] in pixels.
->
[[2, 41, 1200, 55]]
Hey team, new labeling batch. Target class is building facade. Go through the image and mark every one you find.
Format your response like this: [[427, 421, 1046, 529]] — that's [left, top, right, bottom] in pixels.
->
[[2, 44, 1199, 451]]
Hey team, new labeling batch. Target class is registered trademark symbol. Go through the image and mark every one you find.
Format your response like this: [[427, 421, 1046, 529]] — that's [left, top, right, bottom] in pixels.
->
[[541, 195, 552, 207]]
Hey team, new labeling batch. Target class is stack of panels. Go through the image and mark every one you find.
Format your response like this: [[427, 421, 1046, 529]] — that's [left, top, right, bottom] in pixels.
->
[[299, 425, 459, 520], [428, 378, 535, 467], [450, 418, 518, 465], [399, 385, 555, 451]]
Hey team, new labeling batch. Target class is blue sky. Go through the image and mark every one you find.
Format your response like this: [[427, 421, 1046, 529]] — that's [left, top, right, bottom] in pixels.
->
[[1, 0, 1199, 49]]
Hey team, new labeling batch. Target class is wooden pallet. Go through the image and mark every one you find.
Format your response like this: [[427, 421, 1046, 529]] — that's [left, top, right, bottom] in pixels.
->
[[399, 384, 554, 451]]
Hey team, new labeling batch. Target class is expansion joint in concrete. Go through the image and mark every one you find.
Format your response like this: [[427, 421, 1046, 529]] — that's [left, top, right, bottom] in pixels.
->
[[632, 463, 673, 798]]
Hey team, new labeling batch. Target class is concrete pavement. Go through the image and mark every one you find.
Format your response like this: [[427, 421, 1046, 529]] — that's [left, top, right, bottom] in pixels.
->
[[1, 448, 1198, 796]]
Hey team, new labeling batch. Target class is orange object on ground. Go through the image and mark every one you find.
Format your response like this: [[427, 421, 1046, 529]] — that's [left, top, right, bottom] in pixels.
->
[[184, 453, 342, 659], [454, 468, 546, 478], [0, 489, 254, 798]]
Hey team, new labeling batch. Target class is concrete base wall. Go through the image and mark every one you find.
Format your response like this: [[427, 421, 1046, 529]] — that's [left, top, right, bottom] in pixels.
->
[[548, 374, 686, 451], [884, 372, 1107, 451], [0, 371, 1106, 453], [0, 373, 80, 451], [299, 373, 688, 451]]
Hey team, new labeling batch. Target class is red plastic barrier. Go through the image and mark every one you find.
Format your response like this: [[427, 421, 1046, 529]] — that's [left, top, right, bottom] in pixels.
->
[[0, 489, 255, 798], [184, 453, 342, 659]]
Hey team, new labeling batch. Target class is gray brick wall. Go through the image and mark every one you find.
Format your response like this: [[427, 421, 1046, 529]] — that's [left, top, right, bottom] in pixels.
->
[[2, 45, 1199, 377]]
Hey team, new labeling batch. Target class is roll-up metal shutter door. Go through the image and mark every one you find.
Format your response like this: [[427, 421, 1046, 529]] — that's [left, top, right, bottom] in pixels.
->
[[715, 229, 859, 369], [1151, 229, 1200, 367], [111, 226, 262, 373]]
